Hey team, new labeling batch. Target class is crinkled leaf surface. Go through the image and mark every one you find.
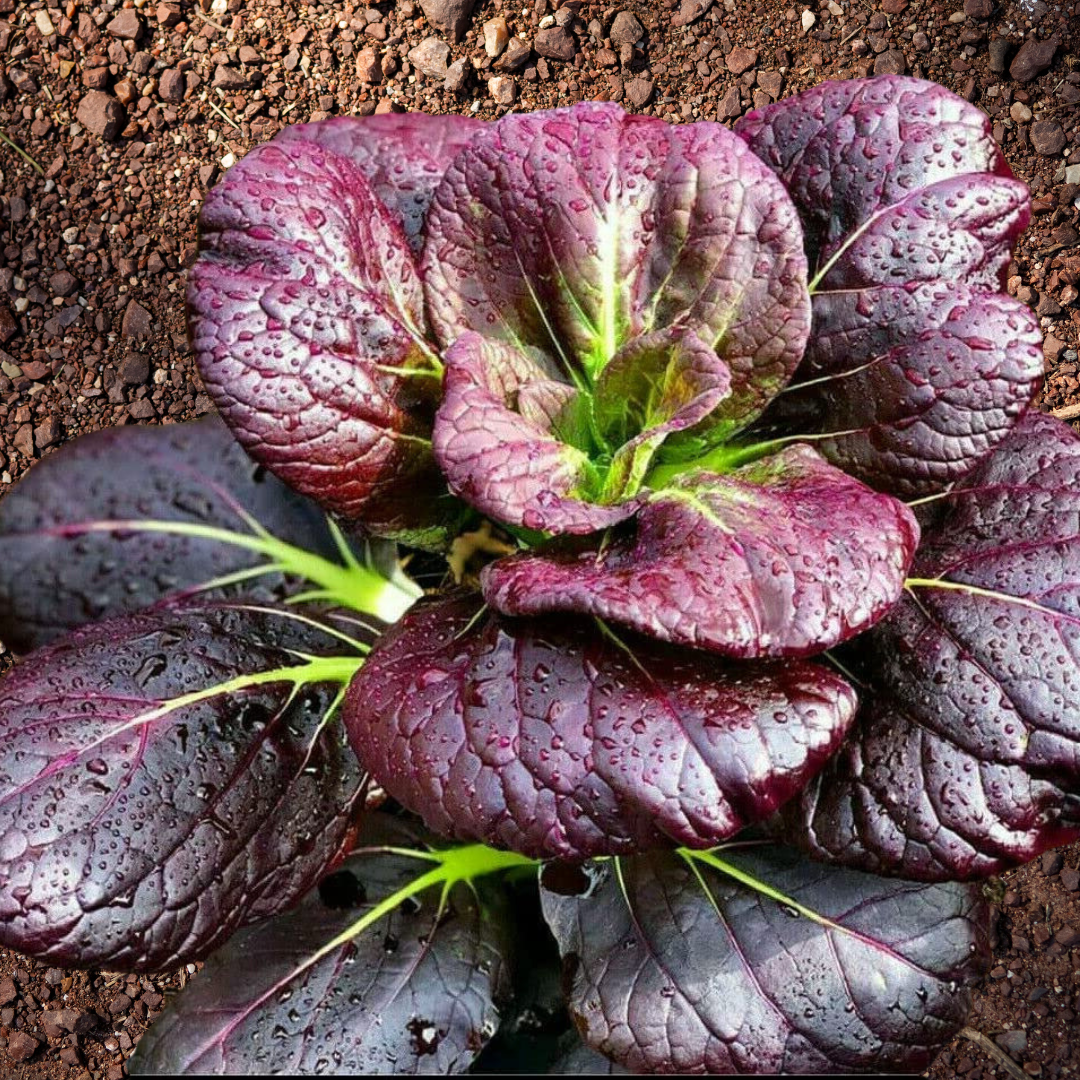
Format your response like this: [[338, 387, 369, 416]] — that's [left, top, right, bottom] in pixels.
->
[[189, 130, 453, 541], [0, 415, 366, 654], [806, 173, 1029, 295], [593, 327, 734, 502], [0, 600, 371, 970], [737, 77, 1038, 496], [274, 113, 486, 250], [128, 817, 511, 1076], [422, 102, 809, 436], [432, 333, 639, 535], [433, 327, 731, 534], [593, 327, 732, 452], [484, 446, 919, 659], [734, 76, 1013, 274], [540, 847, 988, 1074], [343, 592, 857, 859], [759, 282, 1042, 497], [779, 412, 1080, 880]]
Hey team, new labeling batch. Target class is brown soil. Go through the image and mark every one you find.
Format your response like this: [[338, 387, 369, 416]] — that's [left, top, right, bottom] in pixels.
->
[[1, 0, 1079, 1076]]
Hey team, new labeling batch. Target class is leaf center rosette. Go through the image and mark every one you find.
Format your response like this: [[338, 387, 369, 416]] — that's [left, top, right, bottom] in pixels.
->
[[318, 104, 921, 861]]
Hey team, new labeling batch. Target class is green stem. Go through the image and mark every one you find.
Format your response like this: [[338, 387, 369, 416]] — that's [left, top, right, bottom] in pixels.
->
[[646, 428, 863, 487], [59, 518, 422, 623], [258, 843, 539, 1001], [680, 848, 826, 920], [904, 576, 1051, 615], [0, 130, 43, 175]]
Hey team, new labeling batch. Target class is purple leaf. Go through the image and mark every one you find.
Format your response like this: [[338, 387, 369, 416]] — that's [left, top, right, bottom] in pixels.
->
[[433, 333, 640, 535], [343, 593, 858, 860], [0, 415, 372, 654], [422, 102, 809, 435], [735, 76, 1014, 277], [189, 134, 453, 543], [736, 78, 1037, 496], [274, 113, 486, 250], [128, 816, 511, 1075], [540, 847, 988, 1074], [484, 446, 919, 659], [809, 174, 1029, 294], [0, 600, 372, 970], [758, 284, 1043, 497], [779, 412, 1080, 880]]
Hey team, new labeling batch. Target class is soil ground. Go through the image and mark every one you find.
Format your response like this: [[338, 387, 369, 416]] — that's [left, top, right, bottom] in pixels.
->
[[1, 0, 1079, 1076]]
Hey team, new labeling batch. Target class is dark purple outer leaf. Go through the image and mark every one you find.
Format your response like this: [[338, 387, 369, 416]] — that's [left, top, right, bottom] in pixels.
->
[[343, 593, 858, 860], [540, 847, 988, 1074], [812, 174, 1029, 294], [734, 76, 1013, 274], [189, 131, 451, 540], [433, 333, 640, 535], [0, 600, 371, 970], [422, 102, 810, 436], [737, 78, 1039, 496], [128, 817, 511, 1076], [0, 415, 364, 654], [273, 112, 486, 250], [779, 412, 1080, 880], [484, 446, 919, 659], [760, 283, 1043, 497]]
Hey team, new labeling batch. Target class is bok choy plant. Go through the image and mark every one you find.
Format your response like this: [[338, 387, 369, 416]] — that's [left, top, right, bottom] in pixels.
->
[[0, 76, 1072, 1075]]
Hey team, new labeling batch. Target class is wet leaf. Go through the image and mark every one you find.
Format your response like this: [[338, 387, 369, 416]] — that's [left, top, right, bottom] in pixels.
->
[[780, 412, 1080, 879], [128, 817, 511, 1075], [0, 600, 372, 970], [0, 415, 378, 653], [484, 446, 919, 658], [540, 846, 988, 1073], [344, 592, 857, 858]]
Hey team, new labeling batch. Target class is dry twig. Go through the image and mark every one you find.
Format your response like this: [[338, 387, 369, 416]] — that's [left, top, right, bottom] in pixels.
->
[[959, 1026, 1029, 1080]]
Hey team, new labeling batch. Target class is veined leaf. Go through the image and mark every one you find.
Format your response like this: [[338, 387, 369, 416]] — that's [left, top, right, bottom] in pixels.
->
[[484, 445, 919, 659], [540, 846, 988, 1074], [0, 600, 372, 970], [274, 113, 486, 250], [344, 592, 857, 859], [779, 412, 1080, 880], [128, 817, 522, 1075], [190, 133, 455, 543], [736, 77, 1038, 497], [0, 415, 391, 653], [421, 101, 809, 436]]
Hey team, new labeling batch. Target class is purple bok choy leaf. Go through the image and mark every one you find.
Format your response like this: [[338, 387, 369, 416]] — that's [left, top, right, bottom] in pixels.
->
[[421, 102, 810, 438], [484, 445, 919, 658], [0, 414, 401, 654], [127, 815, 518, 1076], [0, 599, 375, 970], [778, 411, 1080, 880], [189, 122, 464, 546], [273, 113, 486, 251], [343, 592, 858, 859], [540, 845, 988, 1074], [737, 76, 1042, 496]]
